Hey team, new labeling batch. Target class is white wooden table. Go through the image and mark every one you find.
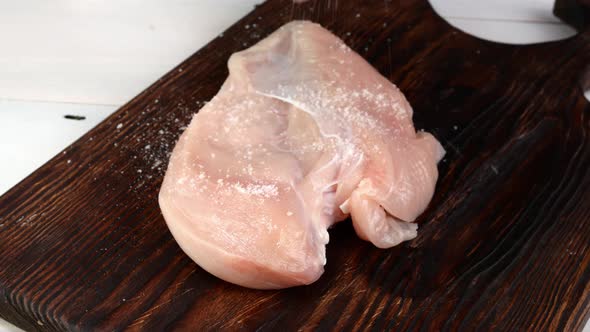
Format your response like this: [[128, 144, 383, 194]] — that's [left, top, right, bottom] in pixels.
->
[[0, 1, 586, 331]]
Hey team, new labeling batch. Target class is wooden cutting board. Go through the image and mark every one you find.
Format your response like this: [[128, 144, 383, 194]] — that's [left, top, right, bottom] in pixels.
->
[[1, 0, 589, 331]]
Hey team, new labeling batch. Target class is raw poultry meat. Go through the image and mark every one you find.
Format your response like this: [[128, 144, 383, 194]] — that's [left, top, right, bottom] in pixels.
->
[[159, 21, 445, 289]]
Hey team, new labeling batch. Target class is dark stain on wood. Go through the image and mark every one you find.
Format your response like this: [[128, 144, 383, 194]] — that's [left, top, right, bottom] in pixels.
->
[[1, 0, 590, 331]]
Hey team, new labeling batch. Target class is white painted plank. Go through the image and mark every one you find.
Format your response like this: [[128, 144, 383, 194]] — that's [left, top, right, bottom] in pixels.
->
[[445, 17, 576, 44], [430, 0, 563, 22], [0, 0, 262, 105], [0, 100, 115, 196]]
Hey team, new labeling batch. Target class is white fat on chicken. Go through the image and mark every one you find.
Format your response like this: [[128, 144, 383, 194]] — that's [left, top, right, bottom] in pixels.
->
[[159, 21, 445, 289]]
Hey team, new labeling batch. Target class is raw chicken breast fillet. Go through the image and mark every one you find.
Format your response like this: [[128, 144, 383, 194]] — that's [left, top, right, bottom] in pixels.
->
[[159, 21, 445, 289]]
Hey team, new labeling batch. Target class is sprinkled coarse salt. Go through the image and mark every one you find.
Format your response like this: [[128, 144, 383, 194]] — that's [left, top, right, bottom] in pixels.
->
[[152, 160, 162, 169], [116, 123, 123, 129], [234, 182, 279, 198]]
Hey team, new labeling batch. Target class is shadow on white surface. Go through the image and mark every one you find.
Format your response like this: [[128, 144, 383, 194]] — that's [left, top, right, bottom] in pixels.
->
[[429, 0, 577, 44]]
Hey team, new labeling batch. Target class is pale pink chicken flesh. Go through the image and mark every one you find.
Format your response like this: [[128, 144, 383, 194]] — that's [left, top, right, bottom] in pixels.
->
[[159, 21, 445, 289]]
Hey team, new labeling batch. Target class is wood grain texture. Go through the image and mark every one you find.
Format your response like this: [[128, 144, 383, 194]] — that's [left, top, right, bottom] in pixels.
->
[[1, 0, 590, 331]]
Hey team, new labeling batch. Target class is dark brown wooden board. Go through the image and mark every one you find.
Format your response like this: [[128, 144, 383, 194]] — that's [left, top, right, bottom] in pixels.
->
[[1, 0, 590, 331]]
